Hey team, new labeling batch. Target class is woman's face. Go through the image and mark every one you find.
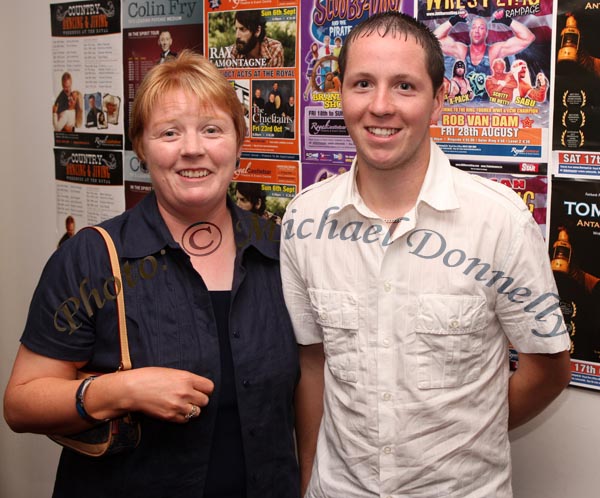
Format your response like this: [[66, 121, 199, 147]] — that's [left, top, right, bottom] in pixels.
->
[[68, 94, 76, 110], [142, 88, 240, 220]]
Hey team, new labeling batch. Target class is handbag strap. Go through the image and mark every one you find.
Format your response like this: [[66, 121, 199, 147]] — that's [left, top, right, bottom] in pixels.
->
[[88, 226, 132, 371]]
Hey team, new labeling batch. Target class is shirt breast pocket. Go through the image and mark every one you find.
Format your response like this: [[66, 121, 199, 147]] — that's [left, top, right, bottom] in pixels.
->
[[308, 288, 359, 383], [415, 294, 487, 390]]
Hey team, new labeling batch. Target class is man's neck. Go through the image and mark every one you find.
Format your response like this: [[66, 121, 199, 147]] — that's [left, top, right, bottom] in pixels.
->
[[355, 160, 429, 222]]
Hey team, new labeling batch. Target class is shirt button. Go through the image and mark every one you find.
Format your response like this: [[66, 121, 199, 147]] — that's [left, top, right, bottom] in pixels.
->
[[382, 338, 390, 348], [383, 392, 392, 401], [242, 380, 250, 388], [233, 330, 240, 338], [383, 281, 392, 292], [449, 320, 460, 329], [383, 446, 392, 454]]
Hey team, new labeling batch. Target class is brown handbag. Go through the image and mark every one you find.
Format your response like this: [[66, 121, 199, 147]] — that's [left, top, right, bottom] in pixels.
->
[[48, 226, 141, 457]]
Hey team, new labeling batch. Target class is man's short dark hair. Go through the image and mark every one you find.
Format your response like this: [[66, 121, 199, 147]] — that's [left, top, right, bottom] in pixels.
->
[[234, 10, 267, 43], [338, 11, 444, 95]]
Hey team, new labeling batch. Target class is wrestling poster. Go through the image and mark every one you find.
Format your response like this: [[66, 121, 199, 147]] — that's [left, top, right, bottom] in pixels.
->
[[549, 177, 600, 390], [205, 0, 300, 160], [50, 0, 123, 150], [418, 0, 552, 162], [299, 0, 413, 170]]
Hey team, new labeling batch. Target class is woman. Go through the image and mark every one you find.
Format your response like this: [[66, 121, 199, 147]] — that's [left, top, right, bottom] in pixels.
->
[[5, 50, 300, 498], [52, 90, 83, 132]]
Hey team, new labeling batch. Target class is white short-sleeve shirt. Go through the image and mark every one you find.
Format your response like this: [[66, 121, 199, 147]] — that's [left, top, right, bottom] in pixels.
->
[[281, 142, 570, 498]]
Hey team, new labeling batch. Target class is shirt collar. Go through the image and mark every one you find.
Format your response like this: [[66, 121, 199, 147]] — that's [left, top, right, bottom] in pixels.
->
[[118, 191, 179, 258], [117, 191, 279, 261], [230, 196, 280, 262], [328, 141, 460, 219]]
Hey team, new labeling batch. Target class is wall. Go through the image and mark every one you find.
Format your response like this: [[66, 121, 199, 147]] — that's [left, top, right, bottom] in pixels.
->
[[0, 2, 598, 497]]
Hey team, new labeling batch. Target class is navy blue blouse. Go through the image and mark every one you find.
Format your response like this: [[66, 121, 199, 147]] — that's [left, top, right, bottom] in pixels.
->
[[21, 192, 300, 498]]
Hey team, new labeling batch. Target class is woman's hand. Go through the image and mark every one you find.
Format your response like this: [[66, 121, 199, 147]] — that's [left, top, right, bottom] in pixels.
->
[[106, 367, 215, 423]]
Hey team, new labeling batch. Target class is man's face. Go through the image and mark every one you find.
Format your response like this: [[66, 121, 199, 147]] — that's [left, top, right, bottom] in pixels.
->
[[341, 33, 443, 174], [66, 221, 75, 236], [159, 32, 172, 52], [254, 88, 261, 98], [89, 96, 96, 109], [62, 78, 72, 95], [514, 61, 527, 78], [470, 18, 488, 45], [492, 59, 505, 74], [235, 20, 260, 55]]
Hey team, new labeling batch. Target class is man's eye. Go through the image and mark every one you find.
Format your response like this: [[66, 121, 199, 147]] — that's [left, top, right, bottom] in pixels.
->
[[357, 81, 369, 88], [399, 82, 412, 91]]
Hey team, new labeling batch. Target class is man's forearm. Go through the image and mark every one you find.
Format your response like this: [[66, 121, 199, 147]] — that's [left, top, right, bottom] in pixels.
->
[[508, 350, 571, 430]]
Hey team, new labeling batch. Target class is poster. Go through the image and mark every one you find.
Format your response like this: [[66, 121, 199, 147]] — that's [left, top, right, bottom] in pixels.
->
[[419, 0, 552, 161], [122, 0, 204, 151], [55, 148, 125, 246], [452, 160, 548, 236], [230, 157, 299, 222], [299, 0, 413, 169], [50, 0, 123, 150], [553, 2, 600, 153], [549, 177, 600, 390], [205, 0, 300, 160]]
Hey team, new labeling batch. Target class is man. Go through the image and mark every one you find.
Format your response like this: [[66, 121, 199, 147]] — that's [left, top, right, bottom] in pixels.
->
[[86, 94, 100, 127], [318, 35, 334, 81], [434, 9, 534, 77], [157, 30, 177, 64], [282, 95, 295, 118], [511, 58, 533, 100], [54, 72, 72, 115], [280, 12, 571, 498], [447, 59, 474, 102], [485, 57, 518, 101], [227, 10, 283, 67], [57, 215, 75, 247], [282, 95, 295, 138], [253, 87, 265, 110]]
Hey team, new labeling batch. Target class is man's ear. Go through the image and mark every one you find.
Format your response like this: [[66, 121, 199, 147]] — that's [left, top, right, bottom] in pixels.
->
[[430, 85, 445, 124]]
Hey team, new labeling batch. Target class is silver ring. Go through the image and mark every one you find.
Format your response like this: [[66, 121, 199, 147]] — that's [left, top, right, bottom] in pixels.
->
[[185, 404, 200, 420]]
